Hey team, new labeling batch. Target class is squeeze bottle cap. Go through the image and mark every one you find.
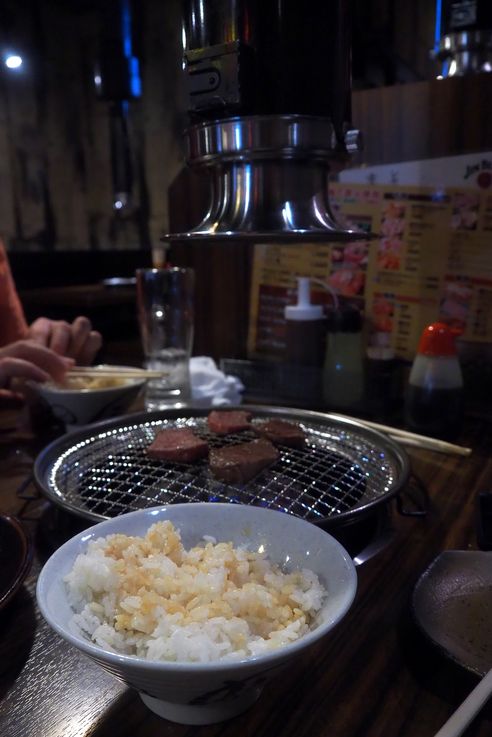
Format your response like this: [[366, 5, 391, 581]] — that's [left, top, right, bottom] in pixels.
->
[[284, 277, 324, 321], [417, 322, 458, 357]]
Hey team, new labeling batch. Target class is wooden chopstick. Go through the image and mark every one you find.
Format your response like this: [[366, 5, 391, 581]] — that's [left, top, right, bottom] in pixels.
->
[[432, 668, 492, 737], [336, 414, 472, 457], [67, 367, 165, 379]]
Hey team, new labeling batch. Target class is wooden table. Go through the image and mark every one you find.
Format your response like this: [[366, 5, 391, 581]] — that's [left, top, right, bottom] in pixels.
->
[[0, 409, 491, 737]]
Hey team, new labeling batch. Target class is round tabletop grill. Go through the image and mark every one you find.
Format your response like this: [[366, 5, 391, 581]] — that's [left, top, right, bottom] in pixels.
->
[[34, 406, 410, 527]]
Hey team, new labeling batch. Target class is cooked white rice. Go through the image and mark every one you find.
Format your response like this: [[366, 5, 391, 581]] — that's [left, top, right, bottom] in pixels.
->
[[65, 520, 326, 663]]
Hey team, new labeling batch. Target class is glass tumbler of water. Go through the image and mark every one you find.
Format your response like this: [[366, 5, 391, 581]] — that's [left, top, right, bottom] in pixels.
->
[[136, 267, 194, 410]]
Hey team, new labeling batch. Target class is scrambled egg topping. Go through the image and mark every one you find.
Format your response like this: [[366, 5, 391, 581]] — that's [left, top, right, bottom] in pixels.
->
[[87, 521, 313, 641]]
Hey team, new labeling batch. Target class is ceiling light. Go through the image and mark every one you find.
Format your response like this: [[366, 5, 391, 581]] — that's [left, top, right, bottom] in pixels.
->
[[5, 55, 23, 70]]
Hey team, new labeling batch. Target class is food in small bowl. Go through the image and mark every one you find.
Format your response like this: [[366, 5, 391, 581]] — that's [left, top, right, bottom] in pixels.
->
[[58, 375, 132, 390], [32, 365, 146, 429], [37, 503, 357, 725]]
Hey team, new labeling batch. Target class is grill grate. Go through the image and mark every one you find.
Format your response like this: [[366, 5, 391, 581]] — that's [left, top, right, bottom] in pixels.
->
[[35, 407, 409, 524]]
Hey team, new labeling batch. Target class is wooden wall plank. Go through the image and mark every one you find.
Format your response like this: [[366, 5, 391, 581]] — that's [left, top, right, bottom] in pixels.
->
[[75, 8, 114, 251], [140, 0, 185, 254], [0, 81, 16, 245], [393, 0, 435, 81], [1, 0, 45, 245], [40, 1, 91, 249], [171, 239, 253, 361], [352, 75, 492, 166]]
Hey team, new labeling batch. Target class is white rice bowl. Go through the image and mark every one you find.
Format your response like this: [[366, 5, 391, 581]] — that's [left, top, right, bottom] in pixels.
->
[[37, 504, 357, 725], [65, 519, 327, 663]]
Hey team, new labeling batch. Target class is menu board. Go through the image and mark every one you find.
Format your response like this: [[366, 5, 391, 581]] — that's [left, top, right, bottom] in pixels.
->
[[247, 153, 492, 362]]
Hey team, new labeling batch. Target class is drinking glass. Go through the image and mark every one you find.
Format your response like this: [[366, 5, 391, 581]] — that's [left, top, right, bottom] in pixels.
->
[[136, 267, 194, 410]]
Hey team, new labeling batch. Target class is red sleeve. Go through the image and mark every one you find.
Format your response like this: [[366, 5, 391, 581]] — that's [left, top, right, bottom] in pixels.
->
[[0, 242, 29, 347]]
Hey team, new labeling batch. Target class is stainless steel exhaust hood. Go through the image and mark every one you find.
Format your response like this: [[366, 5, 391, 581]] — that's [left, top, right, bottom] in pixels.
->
[[164, 0, 365, 244], [435, 0, 492, 77]]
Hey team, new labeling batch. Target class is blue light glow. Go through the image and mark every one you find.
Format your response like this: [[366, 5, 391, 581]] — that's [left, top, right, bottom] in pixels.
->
[[121, 0, 132, 57], [120, 0, 141, 98], [129, 57, 141, 97], [434, 0, 442, 51]]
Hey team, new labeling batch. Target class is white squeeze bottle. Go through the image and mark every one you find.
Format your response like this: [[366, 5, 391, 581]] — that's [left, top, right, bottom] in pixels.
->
[[284, 277, 327, 367]]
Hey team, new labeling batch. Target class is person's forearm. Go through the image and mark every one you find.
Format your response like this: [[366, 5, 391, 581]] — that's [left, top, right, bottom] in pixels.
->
[[0, 243, 29, 347]]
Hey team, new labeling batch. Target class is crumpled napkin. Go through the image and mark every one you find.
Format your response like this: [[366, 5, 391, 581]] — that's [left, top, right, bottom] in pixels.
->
[[190, 356, 244, 407]]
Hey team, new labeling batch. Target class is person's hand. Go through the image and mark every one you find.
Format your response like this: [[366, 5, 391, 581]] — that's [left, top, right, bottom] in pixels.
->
[[0, 339, 74, 390], [28, 316, 103, 366]]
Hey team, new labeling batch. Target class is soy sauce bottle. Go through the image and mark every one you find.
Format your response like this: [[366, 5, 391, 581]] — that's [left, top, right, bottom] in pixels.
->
[[405, 322, 464, 440]]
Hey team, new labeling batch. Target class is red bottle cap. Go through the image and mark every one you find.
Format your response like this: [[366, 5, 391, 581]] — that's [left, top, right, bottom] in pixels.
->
[[417, 322, 458, 357]]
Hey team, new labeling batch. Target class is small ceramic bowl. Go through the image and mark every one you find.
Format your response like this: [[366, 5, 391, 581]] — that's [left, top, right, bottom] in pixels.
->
[[37, 503, 357, 725], [32, 365, 145, 429], [0, 515, 33, 609]]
